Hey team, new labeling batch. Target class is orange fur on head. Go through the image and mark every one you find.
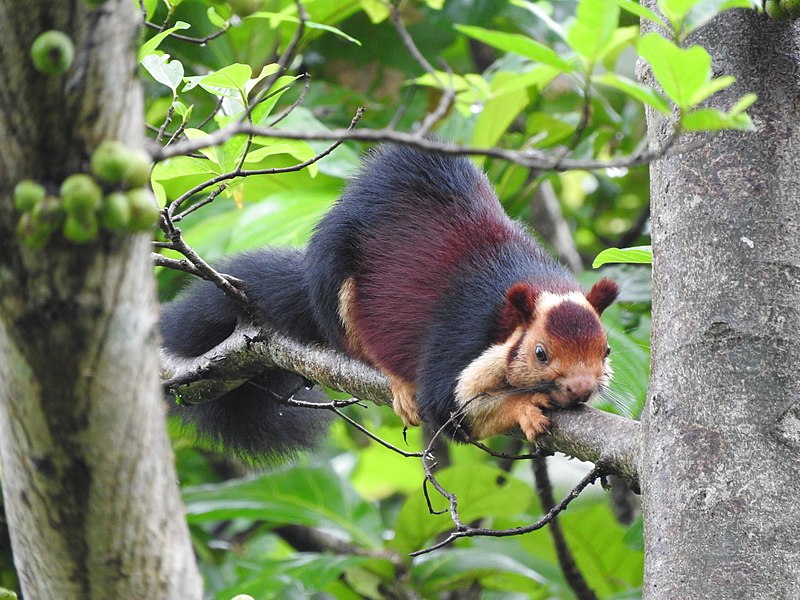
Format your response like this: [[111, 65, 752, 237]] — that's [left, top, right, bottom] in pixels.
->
[[455, 289, 613, 441]]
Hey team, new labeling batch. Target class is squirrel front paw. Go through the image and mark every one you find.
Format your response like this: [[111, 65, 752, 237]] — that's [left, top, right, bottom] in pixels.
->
[[516, 402, 550, 442], [466, 393, 550, 441]]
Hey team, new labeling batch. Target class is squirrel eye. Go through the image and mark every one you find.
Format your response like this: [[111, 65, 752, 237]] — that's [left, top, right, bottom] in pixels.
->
[[534, 345, 548, 363], [605, 345, 612, 357]]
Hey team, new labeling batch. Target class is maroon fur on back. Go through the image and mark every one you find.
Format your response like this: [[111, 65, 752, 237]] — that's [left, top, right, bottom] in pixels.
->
[[351, 199, 516, 381], [586, 278, 619, 315]]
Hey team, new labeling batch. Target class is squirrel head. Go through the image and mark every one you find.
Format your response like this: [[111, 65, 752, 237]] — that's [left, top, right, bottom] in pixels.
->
[[499, 279, 619, 408]]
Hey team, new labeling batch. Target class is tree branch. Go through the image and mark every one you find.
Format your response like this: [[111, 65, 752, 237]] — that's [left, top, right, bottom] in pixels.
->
[[161, 327, 641, 490], [151, 122, 680, 172]]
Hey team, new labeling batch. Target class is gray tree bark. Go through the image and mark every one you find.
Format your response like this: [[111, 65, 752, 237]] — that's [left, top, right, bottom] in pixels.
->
[[641, 10, 800, 599], [0, 1, 202, 597]]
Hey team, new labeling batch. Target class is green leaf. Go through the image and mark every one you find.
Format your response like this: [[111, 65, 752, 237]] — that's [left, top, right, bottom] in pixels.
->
[[141, 54, 184, 96], [594, 294, 651, 419], [360, 0, 391, 22], [491, 65, 560, 96], [602, 26, 640, 69], [730, 92, 757, 114], [638, 33, 711, 110], [615, 0, 669, 29], [682, 107, 754, 131], [413, 549, 550, 596], [690, 75, 735, 104], [171, 100, 193, 124], [510, 0, 566, 40], [142, 0, 158, 18], [526, 112, 576, 148], [413, 71, 470, 93], [658, 0, 698, 30], [592, 246, 653, 268], [137, 21, 190, 61], [455, 25, 573, 71], [244, 63, 281, 96], [248, 12, 362, 45], [216, 554, 376, 600], [183, 128, 220, 165], [472, 72, 531, 148], [595, 72, 671, 114], [149, 156, 215, 205], [184, 467, 384, 547], [241, 140, 317, 168], [198, 63, 252, 94], [566, 0, 621, 63], [518, 499, 645, 595], [227, 186, 338, 251], [206, 6, 227, 28]]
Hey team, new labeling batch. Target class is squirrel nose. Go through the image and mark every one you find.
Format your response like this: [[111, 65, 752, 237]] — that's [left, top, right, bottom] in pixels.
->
[[563, 375, 595, 404]]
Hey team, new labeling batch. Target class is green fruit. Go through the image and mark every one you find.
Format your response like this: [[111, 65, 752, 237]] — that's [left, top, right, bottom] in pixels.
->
[[60, 174, 102, 217], [32, 195, 65, 229], [30, 31, 74, 75], [63, 213, 99, 244], [122, 148, 153, 188], [100, 192, 131, 230], [14, 180, 46, 212], [780, 0, 800, 17], [16, 212, 52, 249], [228, 0, 263, 17], [126, 188, 160, 231], [90, 141, 129, 184], [766, 0, 791, 18]]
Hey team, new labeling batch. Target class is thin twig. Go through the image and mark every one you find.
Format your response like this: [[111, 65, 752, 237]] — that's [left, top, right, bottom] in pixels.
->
[[164, 107, 365, 216], [245, 0, 308, 112], [197, 96, 225, 130], [533, 457, 598, 600], [144, 20, 230, 44], [152, 120, 686, 172], [410, 464, 605, 556], [156, 103, 175, 144], [173, 184, 228, 222], [553, 69, 595, 169], [267, 72, 312, 128], [389, 6, 455, 135]]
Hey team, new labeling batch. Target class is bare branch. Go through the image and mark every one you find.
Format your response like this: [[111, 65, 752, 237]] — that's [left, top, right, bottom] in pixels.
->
[[151, 121, 683, 172], [409, 464, 606, 556], [144, 20, 230, 45], [533, 457, 598, 600], [389, 6, 455, 135], [160, 327, 641, 489]]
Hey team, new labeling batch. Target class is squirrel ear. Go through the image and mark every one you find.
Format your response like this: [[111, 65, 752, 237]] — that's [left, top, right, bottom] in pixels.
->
[[496, 283, 539, 341], [586, 278, 619, 315], [505, 283, 539, 321]]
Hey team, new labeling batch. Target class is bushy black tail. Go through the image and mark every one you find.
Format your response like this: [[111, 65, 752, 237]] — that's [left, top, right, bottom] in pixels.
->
[[160, 248, 333, 460]]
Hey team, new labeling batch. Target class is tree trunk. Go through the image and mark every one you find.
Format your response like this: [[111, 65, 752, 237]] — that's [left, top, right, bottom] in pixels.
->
[[641, 10, 800, 599], [0, 1, 202, 597]]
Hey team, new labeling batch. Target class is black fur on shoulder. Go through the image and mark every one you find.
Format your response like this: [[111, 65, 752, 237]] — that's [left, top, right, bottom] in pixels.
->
[[416, 243, 571, 438], [160, 247, 332, 460]]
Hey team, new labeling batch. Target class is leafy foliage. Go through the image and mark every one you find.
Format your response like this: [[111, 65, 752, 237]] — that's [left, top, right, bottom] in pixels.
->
[[140, 0, 758, 597]]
